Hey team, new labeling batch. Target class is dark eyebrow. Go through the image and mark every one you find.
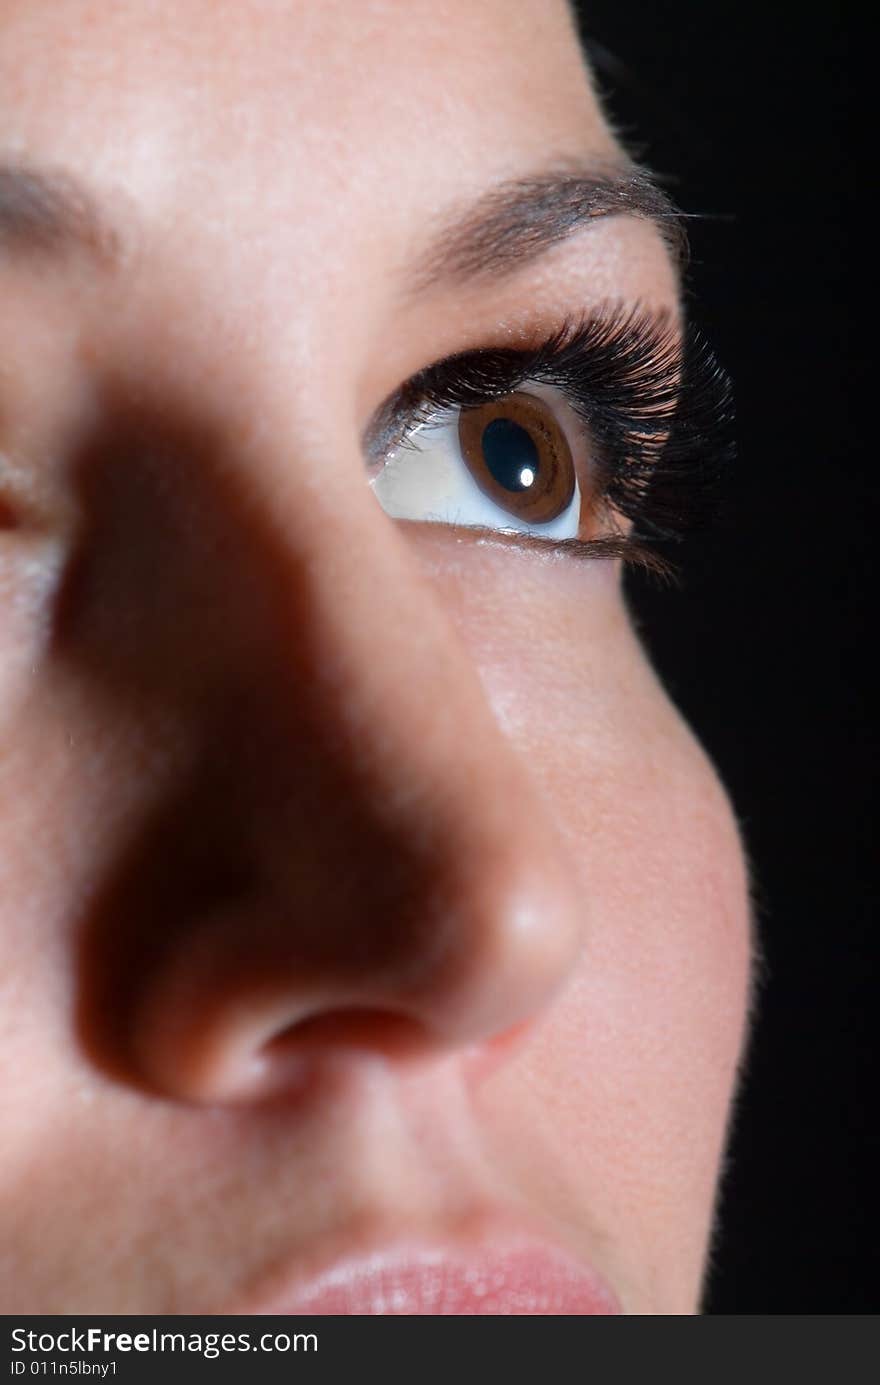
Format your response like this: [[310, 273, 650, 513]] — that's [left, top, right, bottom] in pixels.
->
[[405, 160, 687, 294], [0, 161, 126, 268], [0, 155, 685, 287]]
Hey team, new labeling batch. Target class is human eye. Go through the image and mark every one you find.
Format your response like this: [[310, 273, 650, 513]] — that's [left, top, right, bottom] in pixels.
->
[[370, 379, 585, 539], [364, 303, 735, 571]]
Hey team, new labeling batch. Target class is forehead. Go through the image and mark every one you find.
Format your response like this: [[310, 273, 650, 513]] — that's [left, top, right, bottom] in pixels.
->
[[0, 0, 676, 434], [0, 0, 613, 229]]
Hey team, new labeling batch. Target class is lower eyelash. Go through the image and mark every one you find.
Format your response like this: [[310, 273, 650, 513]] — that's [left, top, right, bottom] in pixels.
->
[[366, 301, 735, 564]]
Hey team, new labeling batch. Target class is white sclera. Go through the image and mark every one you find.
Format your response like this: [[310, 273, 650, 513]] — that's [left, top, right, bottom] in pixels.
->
[[370, 402, 582, 540]]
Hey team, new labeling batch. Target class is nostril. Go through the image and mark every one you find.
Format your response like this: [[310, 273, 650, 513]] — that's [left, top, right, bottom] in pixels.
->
[[264, 1008, 433, 1065], [190, 1010, 437, 1107], [0, 493, 20, 529]]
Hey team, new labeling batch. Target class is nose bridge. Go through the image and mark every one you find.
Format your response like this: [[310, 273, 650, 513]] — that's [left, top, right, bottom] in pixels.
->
[[170, 409, 558, 918], [68, 394, 584, 1103]]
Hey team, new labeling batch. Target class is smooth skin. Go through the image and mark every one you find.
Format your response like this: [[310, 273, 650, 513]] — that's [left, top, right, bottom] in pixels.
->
[[0, 0, 752, 1312]]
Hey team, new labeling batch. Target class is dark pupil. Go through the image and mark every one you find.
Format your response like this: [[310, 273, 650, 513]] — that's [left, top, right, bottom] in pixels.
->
[[480, 417, 540, 493]]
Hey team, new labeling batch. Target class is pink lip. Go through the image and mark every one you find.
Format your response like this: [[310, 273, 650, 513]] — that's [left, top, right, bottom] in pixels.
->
[[253, 1243, 621, 1316]]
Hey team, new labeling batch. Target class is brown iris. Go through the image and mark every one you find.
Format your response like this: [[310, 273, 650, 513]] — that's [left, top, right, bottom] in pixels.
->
[[457, 391, 576, 524]]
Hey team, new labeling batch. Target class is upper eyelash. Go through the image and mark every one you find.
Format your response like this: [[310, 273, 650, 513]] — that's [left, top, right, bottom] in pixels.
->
[[364, 302, 735, 565]]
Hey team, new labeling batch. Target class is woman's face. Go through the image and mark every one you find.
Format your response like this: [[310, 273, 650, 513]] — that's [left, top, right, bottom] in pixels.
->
[[0, 0, 752, 1314]]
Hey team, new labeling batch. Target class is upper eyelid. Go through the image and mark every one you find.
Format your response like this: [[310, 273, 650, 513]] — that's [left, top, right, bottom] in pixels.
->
[[394, 380, 589, 476], [367, 301, 683, 414], [363, 340, 570, 460], [363, 306, 682, 458]]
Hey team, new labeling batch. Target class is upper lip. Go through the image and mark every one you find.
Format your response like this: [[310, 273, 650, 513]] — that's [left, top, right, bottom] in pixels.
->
[[231, 1216, 622, 1316]]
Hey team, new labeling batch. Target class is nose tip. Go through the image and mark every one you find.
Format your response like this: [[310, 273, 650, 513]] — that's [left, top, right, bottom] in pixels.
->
[[126, 802, 584, 1105], [401, 838, 584, 1047]]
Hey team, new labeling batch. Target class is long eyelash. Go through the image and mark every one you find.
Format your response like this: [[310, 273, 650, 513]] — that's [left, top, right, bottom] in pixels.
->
[[366, 303, 735, 570]]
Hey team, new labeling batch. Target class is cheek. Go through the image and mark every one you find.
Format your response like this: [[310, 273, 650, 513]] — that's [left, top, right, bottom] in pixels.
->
[[517, 770, 750, 1311], [538, 759, 751, 1192], [418, 534, 752, 1291]]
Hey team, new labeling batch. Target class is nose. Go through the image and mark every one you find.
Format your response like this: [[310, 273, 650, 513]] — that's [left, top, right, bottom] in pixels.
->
[[70, 402, 585, 1104]]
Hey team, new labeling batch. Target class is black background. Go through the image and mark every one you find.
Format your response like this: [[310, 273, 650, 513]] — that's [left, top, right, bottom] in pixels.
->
[[572, 2, 875, 1312]]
